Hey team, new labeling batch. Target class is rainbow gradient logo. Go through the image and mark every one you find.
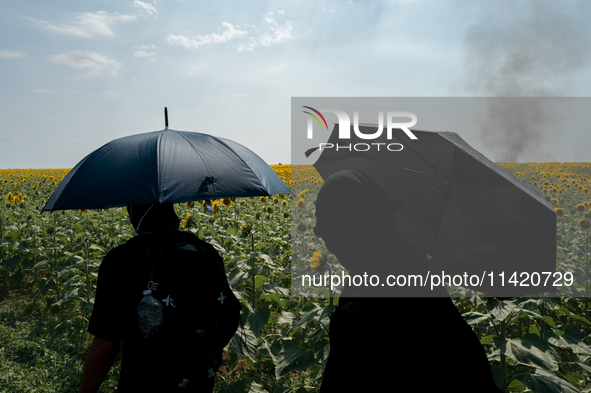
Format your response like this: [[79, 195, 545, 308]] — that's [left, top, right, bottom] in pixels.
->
[[302, 106, 418, 141], [302, 106, 329, 138]]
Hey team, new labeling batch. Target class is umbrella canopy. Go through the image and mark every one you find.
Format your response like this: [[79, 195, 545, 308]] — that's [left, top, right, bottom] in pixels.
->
[[43, 128, 290, 212], [312, 123, 556, 297]]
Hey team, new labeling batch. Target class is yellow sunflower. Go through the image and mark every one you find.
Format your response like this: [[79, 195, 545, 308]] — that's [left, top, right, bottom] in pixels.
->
[[310, 251, 323, 269], [182, 213, 191, 229], [297, 198, 305, 210]]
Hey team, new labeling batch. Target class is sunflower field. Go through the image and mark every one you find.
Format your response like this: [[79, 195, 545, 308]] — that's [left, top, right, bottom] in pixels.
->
[[0, 163, 590, 392]]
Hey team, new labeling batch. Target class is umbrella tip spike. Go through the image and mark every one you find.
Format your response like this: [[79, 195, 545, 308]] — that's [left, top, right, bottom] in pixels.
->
[[164, 107, 169, 129]]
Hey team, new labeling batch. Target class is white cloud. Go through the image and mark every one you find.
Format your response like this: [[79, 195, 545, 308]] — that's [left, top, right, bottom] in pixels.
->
[[133, 0, 158, 17], [277, 10, 285, 14], [0, 51, 27, 58], [30, 11, 136, 38], [134, 44, 156, 50], [48, 51, 121, 76], [238, 19, 293, 51], [237, 41, 256, 52], [188, 62, 208, 75], [167, 22, 248, 49], [133, 50, 156, 57]]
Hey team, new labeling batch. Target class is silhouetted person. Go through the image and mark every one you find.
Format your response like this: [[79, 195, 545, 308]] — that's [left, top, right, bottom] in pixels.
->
[[314, 170, 502, 393], [79, 203, 240, 393]]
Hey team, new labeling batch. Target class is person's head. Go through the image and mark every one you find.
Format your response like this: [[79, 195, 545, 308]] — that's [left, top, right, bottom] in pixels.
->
[[313, 170, 405, 272], [127, 203, 180, 234]]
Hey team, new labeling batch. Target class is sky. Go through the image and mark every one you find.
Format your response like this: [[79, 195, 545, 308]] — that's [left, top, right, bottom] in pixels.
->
[[1, 0, 590, 168]]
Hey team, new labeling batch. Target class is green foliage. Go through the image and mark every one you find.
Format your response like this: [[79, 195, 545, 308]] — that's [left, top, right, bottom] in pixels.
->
[[452, 295, 591, 392], [0, 291, 120, 392], [0, 166, 590, 392]]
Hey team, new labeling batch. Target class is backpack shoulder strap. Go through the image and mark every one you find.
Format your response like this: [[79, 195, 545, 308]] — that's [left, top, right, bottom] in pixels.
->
[[147, 243, 172, 282], [134, 232, 172, 286]]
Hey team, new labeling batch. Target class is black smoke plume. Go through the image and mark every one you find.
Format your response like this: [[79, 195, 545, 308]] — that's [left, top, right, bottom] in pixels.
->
[[464, 1, 590, 162]]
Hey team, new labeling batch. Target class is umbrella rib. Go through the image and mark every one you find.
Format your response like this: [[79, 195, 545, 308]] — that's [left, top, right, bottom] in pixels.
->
[[416, 172, 480, 264], [418, 185, 454, 264], [173, 131, 220, 199], [174, 130, 271, 198], [399, 166, 446, 180], [451, 185, 470, 225], [393, 165, 450, 199], [393, 183, 448, 199], [396, 134, 456, 192], [408, 183, 452, 245], [174, 131, 214, 177]]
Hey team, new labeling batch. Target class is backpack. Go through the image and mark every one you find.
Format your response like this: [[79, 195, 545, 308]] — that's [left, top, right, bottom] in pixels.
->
[[136, 231, 242, 391]]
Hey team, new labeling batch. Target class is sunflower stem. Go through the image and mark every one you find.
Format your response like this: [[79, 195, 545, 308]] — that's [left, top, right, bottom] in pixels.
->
[[68, 210, 73, 247], [251, 232, 256, 310], [500, 317, 508, 392], [562, 217, 565, 237], [0, 204, 4, 265], [84, 240, 93, 308], [586, 227, 590, 298]]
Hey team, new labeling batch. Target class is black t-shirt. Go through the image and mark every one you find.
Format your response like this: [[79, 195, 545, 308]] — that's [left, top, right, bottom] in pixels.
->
[[89, 231, 240, 392]]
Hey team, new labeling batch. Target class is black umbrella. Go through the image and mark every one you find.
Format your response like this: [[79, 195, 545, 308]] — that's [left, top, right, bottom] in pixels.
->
[[43, 111, 290, 212], [312, 123, 556, 297]]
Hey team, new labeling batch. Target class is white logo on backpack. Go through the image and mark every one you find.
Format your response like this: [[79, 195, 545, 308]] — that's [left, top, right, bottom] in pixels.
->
[[162, 294, 176, 308]]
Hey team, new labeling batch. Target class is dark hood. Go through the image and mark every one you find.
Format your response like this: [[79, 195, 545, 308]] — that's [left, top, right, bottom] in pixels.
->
[[127, 203, 180, 234]]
